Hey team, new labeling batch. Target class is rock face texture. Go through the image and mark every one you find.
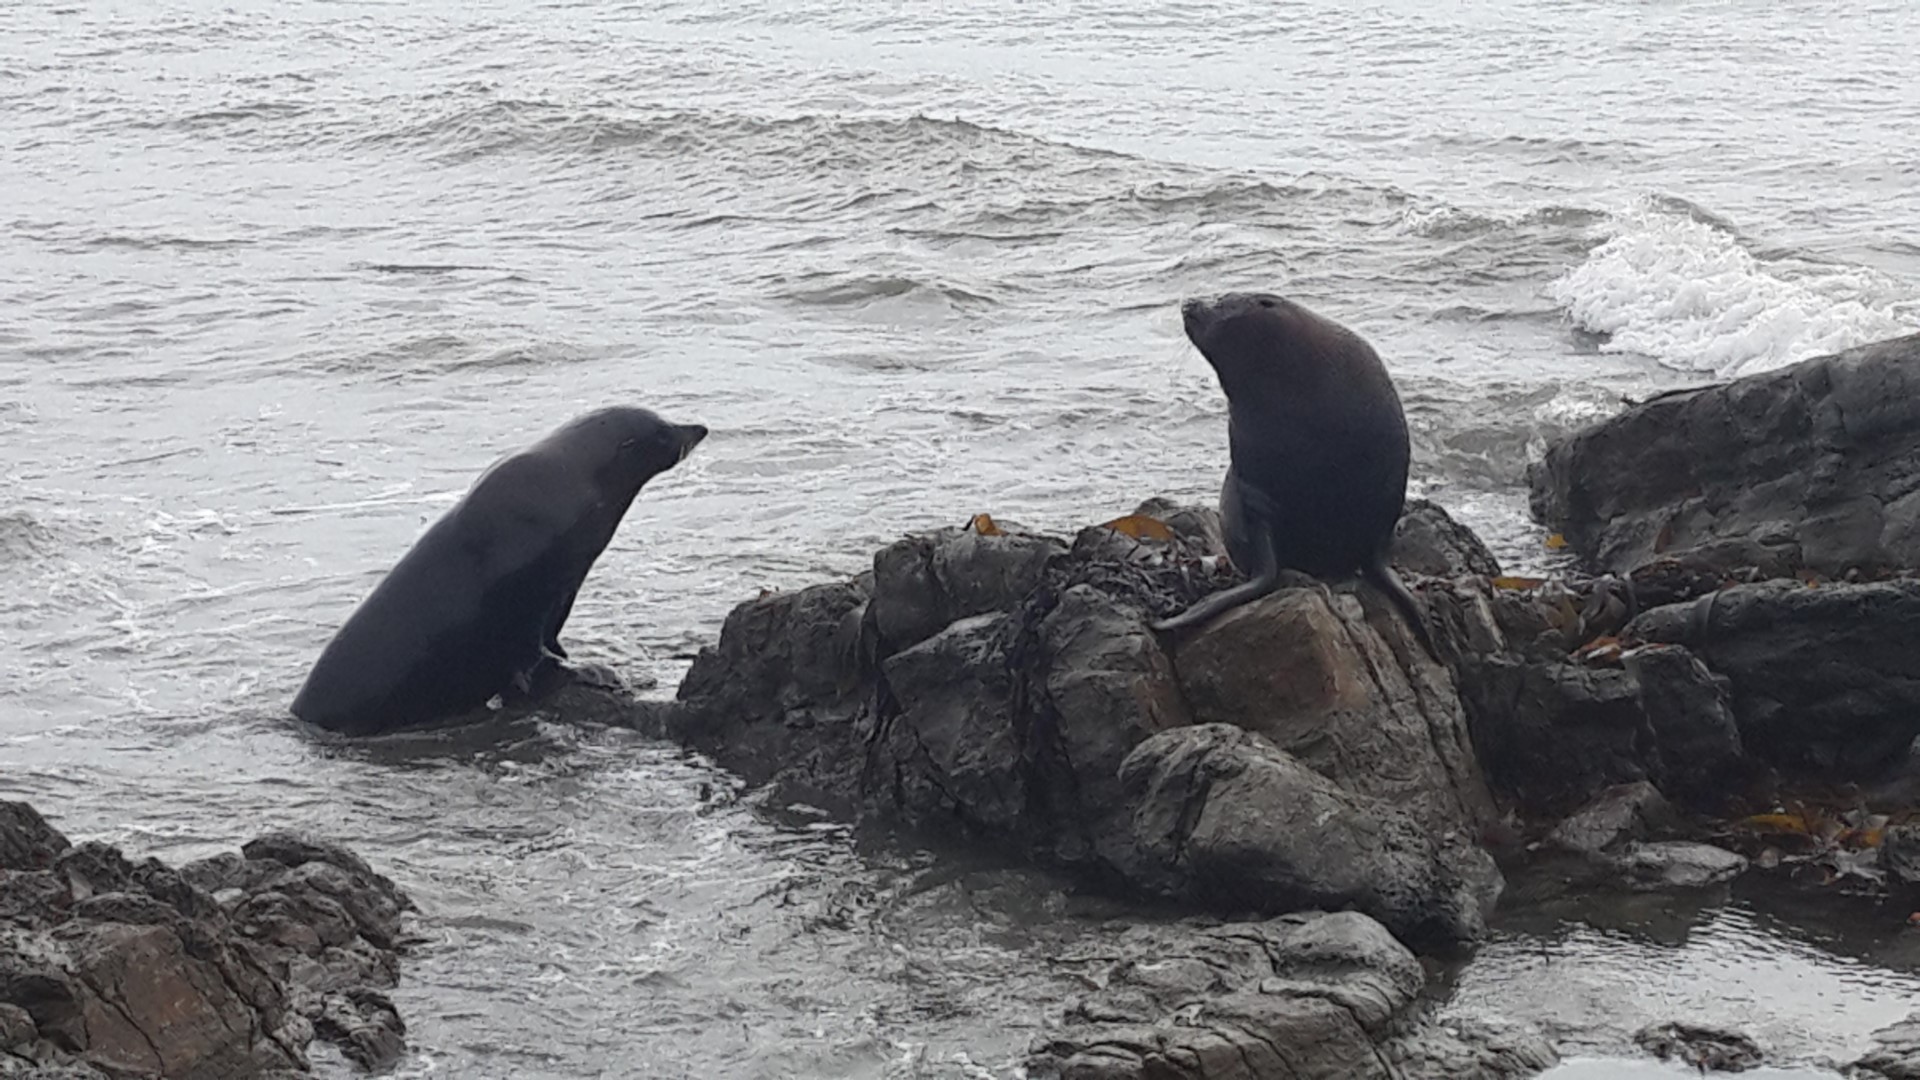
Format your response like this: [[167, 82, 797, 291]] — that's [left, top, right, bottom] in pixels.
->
[[1, 801, 412, 1078], [653, 501, 1503, 948], [1529, 332, 1920, 577], [1025, 910, 1556, 1080]]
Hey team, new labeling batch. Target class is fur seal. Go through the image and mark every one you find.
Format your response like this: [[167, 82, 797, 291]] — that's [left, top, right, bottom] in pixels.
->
[[290, 406, 707, 735], [1151, 292, 1433, 651]]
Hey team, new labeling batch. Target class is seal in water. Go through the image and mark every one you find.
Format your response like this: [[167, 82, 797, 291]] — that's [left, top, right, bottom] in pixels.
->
[[1151, 292, 1433, 651], [290, 406, 708, 736]]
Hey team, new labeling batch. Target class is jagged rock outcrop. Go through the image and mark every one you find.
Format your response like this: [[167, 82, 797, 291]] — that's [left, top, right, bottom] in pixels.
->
[[651, 500, 1502, 946], [1529, 332, 1920, 577], [1, 801, 412, 1078]]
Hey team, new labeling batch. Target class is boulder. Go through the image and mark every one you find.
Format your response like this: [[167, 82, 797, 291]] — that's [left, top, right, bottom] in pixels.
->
[[0, 802, 412, 1077], [1120, 725, 1500, 948], [659, 502, 1502, 944], [1029, 911, 1469, 1080], [1529, 331, 1920, 576], [1629, 579, 1920, 777], [1545, 782, 1677, 856], [1391, 497, 1503, 579], [1168, 585, 1495, 833], [1454, 645, 1744, 817]]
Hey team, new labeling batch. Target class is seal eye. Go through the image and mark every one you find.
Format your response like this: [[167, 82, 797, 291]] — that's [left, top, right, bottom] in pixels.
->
[[1258, 298, 1276, 309]]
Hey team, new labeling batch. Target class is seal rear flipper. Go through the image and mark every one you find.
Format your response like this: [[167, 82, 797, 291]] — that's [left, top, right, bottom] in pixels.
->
[[1363, 558, 1438, 661]]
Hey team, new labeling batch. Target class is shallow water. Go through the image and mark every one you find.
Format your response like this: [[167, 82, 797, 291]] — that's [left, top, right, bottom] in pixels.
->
[[4, 0, 1920, 1075]]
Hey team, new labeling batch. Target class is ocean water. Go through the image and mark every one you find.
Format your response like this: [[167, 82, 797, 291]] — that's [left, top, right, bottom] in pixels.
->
[[3, 0, 1919, 1076]]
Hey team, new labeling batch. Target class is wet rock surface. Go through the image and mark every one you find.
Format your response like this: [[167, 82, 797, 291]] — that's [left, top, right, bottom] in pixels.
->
[[1629, 578, 1920, 778], [1026, 910, 1552, 1080], [651, 499, 1500, 948], [1529, 331, 1920, 577], [1, 800, 413, 1078], [1854, 1011, 1920, 1079], [1634, 1021, 1764, 1072]]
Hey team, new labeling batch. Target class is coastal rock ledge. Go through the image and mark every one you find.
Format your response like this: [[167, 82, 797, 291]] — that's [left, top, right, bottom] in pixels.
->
[[1, 800, 412, 1079], [649, 499, 1505, 952]]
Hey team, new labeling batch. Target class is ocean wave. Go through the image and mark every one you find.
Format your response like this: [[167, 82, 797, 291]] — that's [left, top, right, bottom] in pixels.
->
[[773, 271, 999, 311], [1547, 199, 1919, 377], [351, 100, 1134, 173]]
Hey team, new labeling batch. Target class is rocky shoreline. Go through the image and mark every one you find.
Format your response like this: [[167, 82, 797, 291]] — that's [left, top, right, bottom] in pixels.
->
[[11, 331, 1920, 1078], [1, 802, 413, 1079], [635, 331, 1920, 1079]]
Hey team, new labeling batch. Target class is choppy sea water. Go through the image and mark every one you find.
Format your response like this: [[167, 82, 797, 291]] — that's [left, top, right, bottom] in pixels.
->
[[4, 0, 1919, 1076]]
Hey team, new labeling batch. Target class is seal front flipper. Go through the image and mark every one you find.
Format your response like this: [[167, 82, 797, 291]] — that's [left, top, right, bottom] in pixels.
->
[[1151, 516, 1279, 633], [543, 585, 579, 660]]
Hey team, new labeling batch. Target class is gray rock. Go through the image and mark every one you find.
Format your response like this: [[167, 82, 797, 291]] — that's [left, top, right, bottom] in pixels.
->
[[1885, 824, 1920, 890], [1392, 497, 1503, 578], [1630, 579, 1920, 776], [1384, 1016, 1559, 1079], [1455, 634, 1750, 817], [0, 807, 68, 874], [0, 802, 412, 1078], [1121, 724, 1500, 947], [875, 612, 1026, 833], [871, 524, 1065, 653], [659, 506, 1505, 947], [1612, 842, 1748, 891], [1529, 331, 1920, 576], [1636, 1021, 1764, 1072], [1546, 782, 1677, 856], [1026, 912, 1428, 1080], [1853, 1010, 1920, 1079], [1035, 584, 1190, 874], [661, 576, 876, 809], [1166, 586, 1496, 835]]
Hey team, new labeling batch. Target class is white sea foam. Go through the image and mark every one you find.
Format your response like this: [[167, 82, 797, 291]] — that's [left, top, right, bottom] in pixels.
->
[[1549, 201, 1918, 378]]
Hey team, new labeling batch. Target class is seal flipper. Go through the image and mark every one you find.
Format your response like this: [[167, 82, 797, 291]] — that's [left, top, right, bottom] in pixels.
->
[[543, 585, 579, 660], [1151, 515, 1279, 633], [1362, 557, 1438, 660], [504, 648, 570, 703]]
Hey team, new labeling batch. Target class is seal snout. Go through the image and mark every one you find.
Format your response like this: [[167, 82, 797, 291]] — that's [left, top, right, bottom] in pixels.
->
[[1180, 296, 1215, 340], [675, 423, 709, 461]]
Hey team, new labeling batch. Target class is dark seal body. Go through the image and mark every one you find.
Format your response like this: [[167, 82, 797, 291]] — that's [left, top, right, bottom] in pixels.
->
[[1153, 292, 1432, 650], [290, 406, 707, 736]]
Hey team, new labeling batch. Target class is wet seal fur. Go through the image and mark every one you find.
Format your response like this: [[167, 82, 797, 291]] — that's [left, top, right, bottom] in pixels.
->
[[1152, 292, 1433, 652], [291, 406, 708, 736]]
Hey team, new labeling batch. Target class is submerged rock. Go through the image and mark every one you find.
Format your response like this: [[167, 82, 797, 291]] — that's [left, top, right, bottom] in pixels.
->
[[1529, 331, 1920, 577], [1612, 842, 1748, 892], [1635, 1020, 1764, 1072], [1854, 1011, 1920, 1079], [1026, 910, 1550, 1080], [0, 800, 413, 1077]]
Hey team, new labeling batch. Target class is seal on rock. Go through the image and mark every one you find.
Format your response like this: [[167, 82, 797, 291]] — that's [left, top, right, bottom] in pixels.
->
[[1152, 292, 1432, 651], [290, 406, 708, 736]]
